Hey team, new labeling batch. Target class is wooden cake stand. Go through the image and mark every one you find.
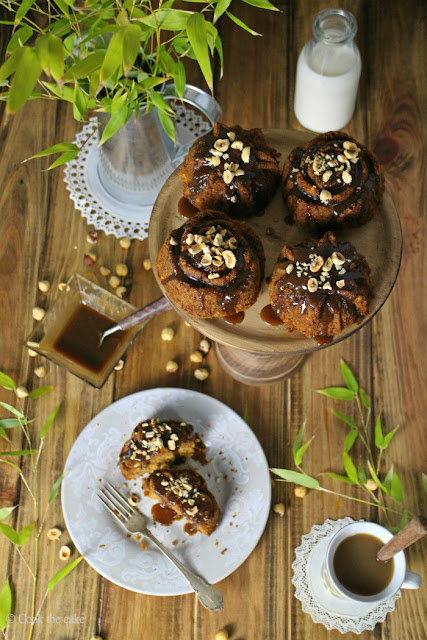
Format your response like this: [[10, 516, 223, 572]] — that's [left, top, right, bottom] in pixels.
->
[[149, 129, 402, 385]]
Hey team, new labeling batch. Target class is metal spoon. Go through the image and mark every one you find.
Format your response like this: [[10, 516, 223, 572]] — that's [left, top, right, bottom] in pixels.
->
[[99, 296, 172, 345]]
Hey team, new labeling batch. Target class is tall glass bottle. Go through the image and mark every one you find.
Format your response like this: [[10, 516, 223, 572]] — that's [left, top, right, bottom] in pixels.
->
[[294, 8, 361, 132]]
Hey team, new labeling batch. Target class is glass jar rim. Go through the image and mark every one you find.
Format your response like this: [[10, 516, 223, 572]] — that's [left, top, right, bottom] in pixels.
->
[[312, 8, 358, 45]]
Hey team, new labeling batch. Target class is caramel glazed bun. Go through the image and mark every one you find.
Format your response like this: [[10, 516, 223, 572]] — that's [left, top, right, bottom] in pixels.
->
[[179, 122, 281, 218], [269, 231, 373, 343], [282, 131, 385, 230], [156, 210, 265, 318]]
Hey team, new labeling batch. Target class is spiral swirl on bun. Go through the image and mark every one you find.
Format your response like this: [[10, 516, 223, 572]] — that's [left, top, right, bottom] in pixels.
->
[[156, 210, 265, 318], [282, 131, 384, 230]]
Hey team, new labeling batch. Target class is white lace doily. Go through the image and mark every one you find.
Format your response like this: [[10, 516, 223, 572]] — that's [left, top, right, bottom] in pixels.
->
[[63, 108, 211, 240], [292, 517, 401, 634]]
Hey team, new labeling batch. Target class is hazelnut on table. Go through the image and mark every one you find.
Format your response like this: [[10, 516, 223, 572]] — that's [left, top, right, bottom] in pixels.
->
[[161, 327, 175, 341], [166, 360, 179, 374]]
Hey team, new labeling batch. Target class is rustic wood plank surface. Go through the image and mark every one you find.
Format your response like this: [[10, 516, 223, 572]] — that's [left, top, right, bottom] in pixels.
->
[[0, 1, 426, 639]]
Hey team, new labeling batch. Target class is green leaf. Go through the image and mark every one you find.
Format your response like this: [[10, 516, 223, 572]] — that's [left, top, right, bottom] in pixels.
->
[[323, 472, 356, 484], [340, 360, 358, 393], [0, 402, 24, 419], [0, 47, 25, 84], [140, 9, 192, 31], [122, 24, 141, 75], [382, 426, 399, 448], [215, 35, 224, 78], [385, 465, 403, 503], [225, 11, 261, 36], [422, 473, 427, 496], [0, 506, 16, 522], [49, 472, 67, 504], [317, 387, 355, 400], [73, 81, 88, 120], [343, 451, 358, 483], [0, 578, 12, 631], [358, 463, 367, 485], [157, 109, 176, 143], [292, 422, 305, 464], [241, 0, 278, 9], [40, 404, 60, 440], [7, 47, 42, 114], [0, 459, 22, 474], [0, 523, 19, 545], [0, 450, 37, 456], [17, 523, 34, 545], [374, 415, 384, 449], [14, 0, 36, 26], [270, 468, 319, 489], [28, 386, 53, 400], [98, 105, 130, 146], [174, 60, 186, 99], [48, 556, 84, 590], [47, 149, 79, 170], [42, 81, 74, 103], [0, 429, 9, 442], [6, 25, 33, 53], [332, 410, 356, 428], [0, 419, 20, 429], [47, 35, 65, 80], [214, 0, 232, 23], [367, 460, 389, 494], [99, 29, 124, 85], [29, 142, 79, 160], [186, 13, 213, 93], [149, 90, 174, 114], [344, 429, 358, 452], [0, 372, 15, 391], [66, 51, 105, 80], [359, 388, 371, 409]]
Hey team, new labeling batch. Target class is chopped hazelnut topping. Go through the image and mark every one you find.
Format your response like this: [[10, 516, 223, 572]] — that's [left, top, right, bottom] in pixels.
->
[[231, 140, 243, 150], [286, 263, 294, 274], [336, 279, 345, 288], [323, 282, 332, 290], [331, 251, 345, 267], [241, 146, 250, 163], [227, 131, 236, 141], [319, 189, 332, 202], [307, 278, 318, 293], [222, 250, 236, 269], [310, 255, 324, 272], [342, 170, 352, 184], [223, 169, 233, 184], [214, 139, 230, 152], [208, 273, 220, 280]]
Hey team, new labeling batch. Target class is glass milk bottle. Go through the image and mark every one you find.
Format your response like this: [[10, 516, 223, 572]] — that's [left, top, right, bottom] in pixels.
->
[[294, 8, 361, 132]]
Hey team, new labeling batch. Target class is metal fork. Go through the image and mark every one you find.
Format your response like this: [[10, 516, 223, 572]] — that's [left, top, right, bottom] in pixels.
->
[[97, 483, 224, 611]]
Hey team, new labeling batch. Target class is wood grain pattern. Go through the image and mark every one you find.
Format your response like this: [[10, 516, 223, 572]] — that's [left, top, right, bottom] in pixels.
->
[[0, 1, 426, 639]]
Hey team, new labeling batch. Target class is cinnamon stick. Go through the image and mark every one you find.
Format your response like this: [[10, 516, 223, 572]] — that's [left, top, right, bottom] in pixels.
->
[[376, 517, 427, 563]]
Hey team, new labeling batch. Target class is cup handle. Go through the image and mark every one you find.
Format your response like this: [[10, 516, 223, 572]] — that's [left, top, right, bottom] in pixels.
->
[[401, 570, 422, 589]]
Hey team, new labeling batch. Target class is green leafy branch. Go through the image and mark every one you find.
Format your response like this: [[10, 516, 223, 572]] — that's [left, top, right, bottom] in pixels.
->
[[271, 360, 426, 533], [0, 0, 278, 163], [0, 372, 81, 640]]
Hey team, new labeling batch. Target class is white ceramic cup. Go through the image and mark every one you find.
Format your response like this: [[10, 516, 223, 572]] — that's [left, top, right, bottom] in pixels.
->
[[324, 521, 421, 604]]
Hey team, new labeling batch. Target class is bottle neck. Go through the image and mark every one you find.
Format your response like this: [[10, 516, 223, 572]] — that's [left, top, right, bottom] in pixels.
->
[[312, 8, 357, 46]]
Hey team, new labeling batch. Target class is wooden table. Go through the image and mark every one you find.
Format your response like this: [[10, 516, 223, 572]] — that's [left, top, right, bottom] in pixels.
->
[[0, 1, 426, 638]]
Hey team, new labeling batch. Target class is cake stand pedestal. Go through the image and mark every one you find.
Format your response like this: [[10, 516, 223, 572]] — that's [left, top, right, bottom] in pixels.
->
[[149, 128, 402, 385], [214, 344, 306, 385]]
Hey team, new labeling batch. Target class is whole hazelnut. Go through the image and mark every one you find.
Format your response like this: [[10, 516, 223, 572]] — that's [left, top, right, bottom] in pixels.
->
[[273, 503, 286, 517], [100, 266, 111, 277], [114, 359, 124, 371], [15, 386, 29, 399], [34, 366, 47, 379], [83, 253, 96, 266], [294, 486, 307, 498], [120, 238, 131, 249], [161, 327, 175, 341], [115, 263, 128, 277], [87, 231, 98, 244], [190, 351, 203, 363], [47, 527, 62, 541], [38, 280, 50, 293], [166, 360, 179, 374], [32, 307, 45, 321], [199, 339, 211, 354], [215, 630, 229, 640], [194, 368, 209, 381], [109, 275, 120, 289], [116, 286, 127, 299], [365, 479, 378, 491], [59, 545, 71, 561], [143, 259, 152, 271]]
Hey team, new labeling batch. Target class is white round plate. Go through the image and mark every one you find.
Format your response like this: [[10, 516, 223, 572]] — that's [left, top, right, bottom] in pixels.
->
[[61, 388, 271, 595]]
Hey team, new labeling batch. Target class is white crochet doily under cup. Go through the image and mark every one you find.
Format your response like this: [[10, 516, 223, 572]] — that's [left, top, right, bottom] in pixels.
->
[[64, 108, 211, 241], [292, 517, 401, 634]]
